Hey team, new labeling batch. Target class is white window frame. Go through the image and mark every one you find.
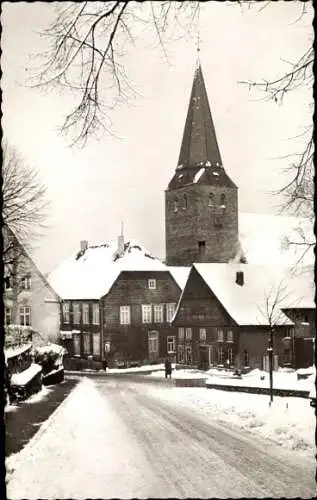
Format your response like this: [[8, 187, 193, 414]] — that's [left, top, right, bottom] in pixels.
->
[[166, 303, 176, 322], [178, 327, 184, 340], [73, 334, 81, 356], [185, 327, 192, 340], [5, 306, 12, 325], [142, 304, 152, 324], [199, 328, 207, 342], [92, 304, 100, 325], [227, 330, 233, 343], [120, 305, 131, 325], [154, 304, 164, 323], [73, 303, 81, 324], [218, 345, 224, 365], [167, 335, 176, 353], [21, 275, 32, 290], [83, 333, 91, 355], [83, 303, 89, 325], [177, 344, 185, 363], [148, 330, 159, 353], [148, 279, 156, 290], [217, 328, 224, 342], [227, 346, 234, 365], [19, 306, 31, 326], [63, 303, 70, 324], [185, 345, 192, 364], [92, 333, 100, 356]]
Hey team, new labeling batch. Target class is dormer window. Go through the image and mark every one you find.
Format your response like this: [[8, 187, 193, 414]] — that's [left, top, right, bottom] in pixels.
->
[[21, 275, 32, 290], [183, 194, 187, 209], [220, 193, 226, 209], [208, 193, 214, 207], [174, 197, 178, 212], [148, 279, 156, 290]]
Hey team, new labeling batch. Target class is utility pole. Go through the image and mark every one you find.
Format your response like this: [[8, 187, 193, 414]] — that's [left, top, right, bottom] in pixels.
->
[[267, 328, 274, 405]]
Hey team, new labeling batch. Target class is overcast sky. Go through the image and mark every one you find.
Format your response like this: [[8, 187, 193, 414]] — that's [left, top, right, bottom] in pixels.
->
[[1, 2, 313, 274]]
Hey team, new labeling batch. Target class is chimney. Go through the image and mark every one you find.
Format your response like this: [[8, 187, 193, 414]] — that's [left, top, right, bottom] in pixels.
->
[[80, 240, 88, 252], [116, 221, 125, 257], [236, 271, 244, 286]]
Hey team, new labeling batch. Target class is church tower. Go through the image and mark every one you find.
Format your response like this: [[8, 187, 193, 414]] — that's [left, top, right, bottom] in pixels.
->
[[165, 61, 239, 266]]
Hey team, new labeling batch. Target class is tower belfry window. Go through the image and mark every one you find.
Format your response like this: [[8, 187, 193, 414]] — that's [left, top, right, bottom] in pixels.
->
[[220, 193, 226, 209], [183, 194, 187, 209], [174, 197, 178, 212], [208, 193, 214, 207], [198, 241, 206, 260]]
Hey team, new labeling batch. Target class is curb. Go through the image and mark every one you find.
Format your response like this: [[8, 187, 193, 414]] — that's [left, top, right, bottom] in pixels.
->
[[206, 383, 310, 398]]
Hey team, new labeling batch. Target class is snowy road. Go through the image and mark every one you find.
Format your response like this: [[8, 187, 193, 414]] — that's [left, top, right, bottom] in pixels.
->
[[6, 376, 315, 499]]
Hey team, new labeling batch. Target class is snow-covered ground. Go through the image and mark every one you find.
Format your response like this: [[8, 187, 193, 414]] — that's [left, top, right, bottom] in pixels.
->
[[6, 376, 315, 499], [206, 367, 315, 391], [147, 385, 315, 456], [6, 378, 152, 499], [148, 366, 315, 391]]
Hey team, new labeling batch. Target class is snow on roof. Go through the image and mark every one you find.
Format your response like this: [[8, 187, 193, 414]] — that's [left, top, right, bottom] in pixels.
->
[[168, 266, 191, 290], [239, 212, 314, 267], [48, 239, 167, 300], [193, 167, 205, 183], [193, 263, 314, 326]]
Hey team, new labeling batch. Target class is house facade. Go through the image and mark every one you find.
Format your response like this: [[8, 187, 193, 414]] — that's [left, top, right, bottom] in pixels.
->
[[102, 271, 180, 365], [172, 264, 304, 371], [4, 227, 60, 346], [282, 308, 315, 369], [50, 239, 186, 366]]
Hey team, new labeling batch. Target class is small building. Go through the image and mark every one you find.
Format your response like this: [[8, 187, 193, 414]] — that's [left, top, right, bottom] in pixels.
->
[[172, 263, 314, 371], [3, 226, 60, 346], [48, 237, 189, 366]]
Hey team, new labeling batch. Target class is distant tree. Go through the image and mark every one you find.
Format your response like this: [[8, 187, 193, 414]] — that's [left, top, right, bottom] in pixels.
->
[[259, 280, 295, 404], [2, 140, 49, 266], [238, 2, 313, 257]]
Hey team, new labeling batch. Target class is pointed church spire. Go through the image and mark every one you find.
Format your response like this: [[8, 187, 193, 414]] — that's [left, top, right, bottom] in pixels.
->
[[177, 62, 222, 169]]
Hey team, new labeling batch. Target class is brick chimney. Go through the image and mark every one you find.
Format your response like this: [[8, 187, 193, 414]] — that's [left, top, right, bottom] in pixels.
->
[[80, 240, 88, 252], [235, 270, 244, 286]]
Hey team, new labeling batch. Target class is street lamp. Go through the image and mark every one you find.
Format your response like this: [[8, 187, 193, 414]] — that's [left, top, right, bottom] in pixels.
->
[[267, 328, 274, 405]]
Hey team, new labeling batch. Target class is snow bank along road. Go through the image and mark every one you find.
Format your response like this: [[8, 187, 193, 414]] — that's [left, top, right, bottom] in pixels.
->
[[6, 377, 315, 499]]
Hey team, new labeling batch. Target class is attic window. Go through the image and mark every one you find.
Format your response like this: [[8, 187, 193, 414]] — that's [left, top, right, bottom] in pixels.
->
[[148, 279, 156, 290], [208, 193, 214, 207], [21, 275, 32, 290], [183, 194, 187, 209]]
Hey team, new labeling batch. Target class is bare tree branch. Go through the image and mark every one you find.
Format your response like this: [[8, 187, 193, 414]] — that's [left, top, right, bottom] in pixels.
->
[[28, 1, 200, 146], [2, 140, 50, 264]]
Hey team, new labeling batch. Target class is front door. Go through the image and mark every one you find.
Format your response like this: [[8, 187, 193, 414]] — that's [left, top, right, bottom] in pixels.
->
[[198, 345, 209, 370], [148, 331, 159, 362]]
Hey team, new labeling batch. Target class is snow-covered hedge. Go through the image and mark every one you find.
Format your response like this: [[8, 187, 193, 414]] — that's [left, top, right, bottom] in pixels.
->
[[34, 344, 66, 376]]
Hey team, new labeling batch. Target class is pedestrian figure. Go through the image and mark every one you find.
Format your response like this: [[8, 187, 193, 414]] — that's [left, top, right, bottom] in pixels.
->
[[102, 358, 108, 372], [165, 358, 172, 379]]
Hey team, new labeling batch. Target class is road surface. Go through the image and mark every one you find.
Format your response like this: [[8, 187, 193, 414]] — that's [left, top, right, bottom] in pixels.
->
[[6, 376, 316, 499]]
